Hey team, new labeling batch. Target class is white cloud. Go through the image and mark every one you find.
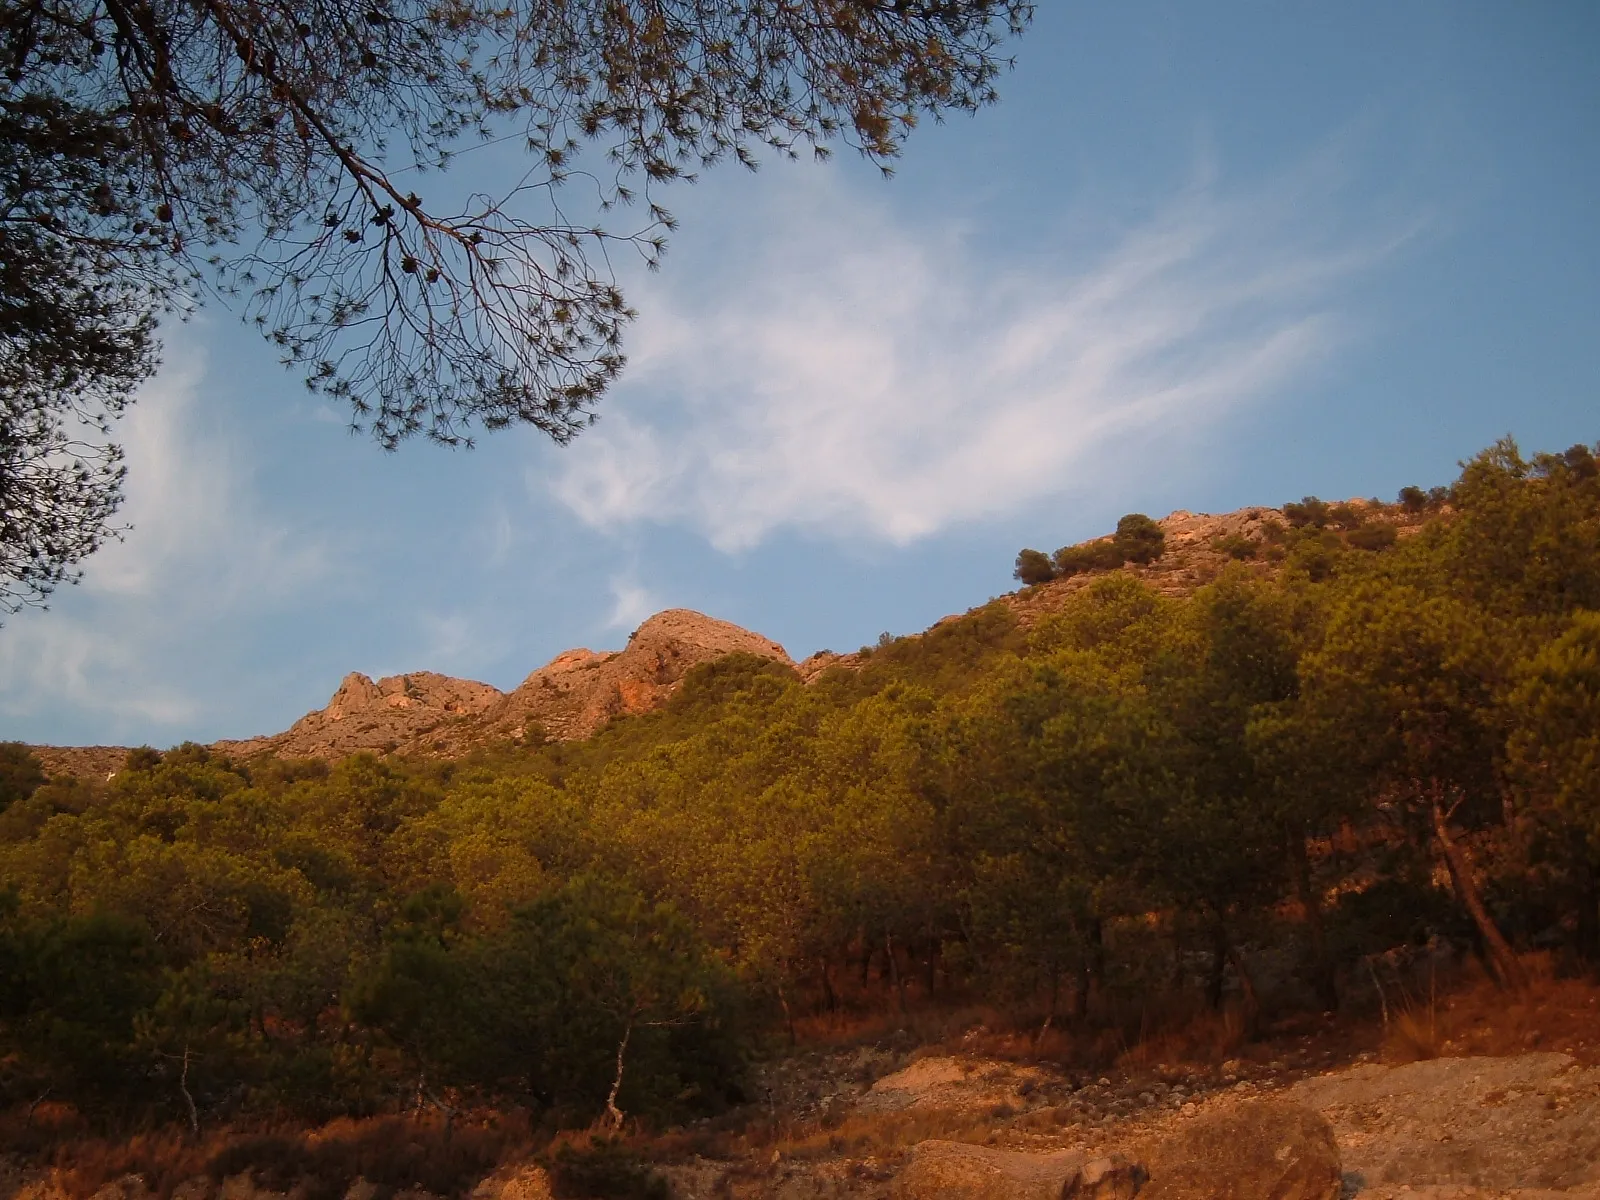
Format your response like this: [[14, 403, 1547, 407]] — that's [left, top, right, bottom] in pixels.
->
[[0, 339, 330, 730], [0, 615, 196, 727], [605, 576, 660, 631], [552, 158, 1403, 550], [83, 345, 327, 604]]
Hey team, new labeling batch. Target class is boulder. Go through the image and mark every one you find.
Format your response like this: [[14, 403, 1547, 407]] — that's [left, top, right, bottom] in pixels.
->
[[1138, 1099, 1341, 1200], [896, 1142, 1146, 1200], [1290, 1053, 1600, 1192], [469, 1165, 553, 1200], [1066, 1156, 1150, 1199]]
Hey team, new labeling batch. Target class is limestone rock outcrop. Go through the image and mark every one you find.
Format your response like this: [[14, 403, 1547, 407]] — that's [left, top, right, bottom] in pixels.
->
[[1290, 1053, 1600, 1194], [405, 608, 793, 753], [214, 670, 504, 760]]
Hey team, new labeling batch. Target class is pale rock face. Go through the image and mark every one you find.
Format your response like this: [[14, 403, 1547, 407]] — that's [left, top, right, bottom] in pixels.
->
[[212, 670, 504, 760], [326, 672, 381, 720], [428, 608, 795, 752], [191, 608, 797, 762]]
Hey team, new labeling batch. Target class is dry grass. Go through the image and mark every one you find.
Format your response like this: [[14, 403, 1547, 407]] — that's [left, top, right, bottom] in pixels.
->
[[10, 956, 1599, 1199], [1400, 956, 1600, 1063], [3, 1112, 537, 1200], [1113, 1003, 1253, 1071], [1383, 1006, 1442, 1063], [675, 1106, 1003, 1170]]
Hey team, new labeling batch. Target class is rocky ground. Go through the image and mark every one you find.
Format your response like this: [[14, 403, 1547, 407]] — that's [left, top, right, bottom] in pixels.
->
[[648, 1038, 1600, 1199], [4, 1041, 1598, 1200]]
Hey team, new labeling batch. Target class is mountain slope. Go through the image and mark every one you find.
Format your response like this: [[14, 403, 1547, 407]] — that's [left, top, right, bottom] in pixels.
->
[[26, 501, 1424, 771]]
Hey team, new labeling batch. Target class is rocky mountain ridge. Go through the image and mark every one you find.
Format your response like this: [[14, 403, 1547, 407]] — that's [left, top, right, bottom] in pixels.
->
[[26, 501, 1421, 774]]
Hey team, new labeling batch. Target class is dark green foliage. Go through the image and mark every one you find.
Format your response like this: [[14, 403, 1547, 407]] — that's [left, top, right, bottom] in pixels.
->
[[0, 743, 44, 810], [1045, 513, 1166, 579], [0, 910, 163, 1106], [1052, 539, 1126, 576], [1399, 486, 1429, 513], [1211, 533, 1258, 560], [1446, 439, 1600, 617], [1326, 502, 1365, 531], [1113, 512, 1166, 563], [5, 437, 1600, 1134], [1282, 496, 1331, 528], [547, 1139, 672, 1200], [0, 84, 163, 615], [1346, 523, 1398, 552], [824, 603, 1024, 702], [1285, 528, 1346, 582], [1014, 547, 1055, 585], [352, 877, 740, 1121]]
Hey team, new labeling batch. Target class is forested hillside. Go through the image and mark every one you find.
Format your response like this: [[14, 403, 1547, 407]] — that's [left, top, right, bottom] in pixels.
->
[[2, 438, 1598, 1143]]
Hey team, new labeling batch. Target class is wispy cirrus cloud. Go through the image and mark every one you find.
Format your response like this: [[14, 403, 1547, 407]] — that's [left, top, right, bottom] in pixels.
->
[[0, 339, 330, 732], [605, 576, 661, 631], [551, 154, 1409, 550]]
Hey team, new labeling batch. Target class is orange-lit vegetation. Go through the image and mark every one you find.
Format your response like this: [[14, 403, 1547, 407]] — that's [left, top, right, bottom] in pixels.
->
[[3, 438, 1600, 1180]]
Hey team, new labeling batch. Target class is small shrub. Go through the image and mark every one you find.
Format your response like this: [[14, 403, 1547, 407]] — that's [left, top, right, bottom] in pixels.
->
[[1053, 540, 1124, 577], [1282, 496, 1330, 528], [1013, 548, 1056, 586], [1563, 443, 1598, 479], [1112, 513, 1166, 564], [1346, 523, 1398, 552], [1326, 502, 1365, 530], [0, 743, 45, 810], [547, 1138, 670, 1200], [1211, 534, 1257, 560], [61, 1131, 208, 1200], [1398, 486, 1428, 513], [1286, 529, 1345, 581], [1384, 1006, 1440, 1063]]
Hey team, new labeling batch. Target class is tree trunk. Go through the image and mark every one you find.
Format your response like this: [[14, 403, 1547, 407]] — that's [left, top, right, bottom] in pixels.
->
[[1087, 915, 1106, 1001], [777, 985, 797, 1046], [885, 932, 907, 1016], [1288, 825, 1339, 1010], [924, 938, 938, 998], [1035, 967, 1059, 1052], [1227, 945, 1262, 1040], [605, 1022, 631, 1131], [1431, 788, 1526, 991], [819, 956, 838, 1012], [1206, 920, 1229, 1010], [178, 1045, 199, 1138], [1070, 960, 1090, 1020]]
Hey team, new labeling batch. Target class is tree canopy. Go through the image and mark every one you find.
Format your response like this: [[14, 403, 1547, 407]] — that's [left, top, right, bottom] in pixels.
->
[[4, 437, 1600, 1134], [0, 0, 1034, 609]]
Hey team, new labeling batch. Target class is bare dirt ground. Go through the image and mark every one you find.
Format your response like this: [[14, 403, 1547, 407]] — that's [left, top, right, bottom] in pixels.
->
[[653, 974, 1600, 1199]]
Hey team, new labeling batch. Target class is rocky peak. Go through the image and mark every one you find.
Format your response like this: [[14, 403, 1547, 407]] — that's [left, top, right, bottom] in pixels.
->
[[213, 669, 503, 761], [408, 608, 794, 754]]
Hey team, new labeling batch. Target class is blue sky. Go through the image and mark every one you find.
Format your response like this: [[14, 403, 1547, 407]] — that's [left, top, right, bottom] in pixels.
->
[[4, 1, 1598, 747]]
